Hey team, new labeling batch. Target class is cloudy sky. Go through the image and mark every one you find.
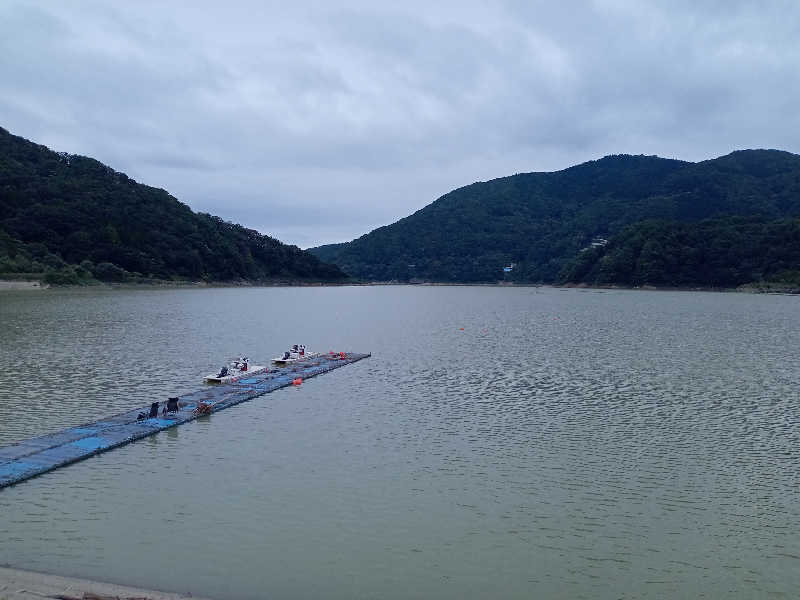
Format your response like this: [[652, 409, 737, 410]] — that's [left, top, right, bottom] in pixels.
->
[[2, 1, 798, 248]]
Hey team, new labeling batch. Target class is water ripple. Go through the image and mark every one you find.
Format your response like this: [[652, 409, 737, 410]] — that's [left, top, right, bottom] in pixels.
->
[[0, 286, 798, 599]]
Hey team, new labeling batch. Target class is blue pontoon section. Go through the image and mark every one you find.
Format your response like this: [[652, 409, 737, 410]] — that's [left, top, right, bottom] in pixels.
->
[[0, 352, 370, 490]]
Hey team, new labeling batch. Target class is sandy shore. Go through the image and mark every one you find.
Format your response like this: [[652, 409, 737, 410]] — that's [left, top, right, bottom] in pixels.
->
[[0, 567, 215, 600]]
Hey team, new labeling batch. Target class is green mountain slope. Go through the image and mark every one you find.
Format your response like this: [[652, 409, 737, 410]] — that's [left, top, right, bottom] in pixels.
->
[[310, 150, 800, 283], [0, 127, 346, 283], [560, 216, 800, 288]]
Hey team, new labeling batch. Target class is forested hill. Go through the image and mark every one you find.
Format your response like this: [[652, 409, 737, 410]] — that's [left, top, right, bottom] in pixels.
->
[[560, 216, 800, 289], [310, 150, 800, 284], [0, 127, 347, 284]]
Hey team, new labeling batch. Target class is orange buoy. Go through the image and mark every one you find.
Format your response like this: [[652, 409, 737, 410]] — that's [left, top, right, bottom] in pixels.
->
[[292, 378, 302, 385], [459, 327, 464, 330]]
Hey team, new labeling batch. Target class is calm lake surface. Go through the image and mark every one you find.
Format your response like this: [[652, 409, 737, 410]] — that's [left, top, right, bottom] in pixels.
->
[[0, 285, 798, 599]]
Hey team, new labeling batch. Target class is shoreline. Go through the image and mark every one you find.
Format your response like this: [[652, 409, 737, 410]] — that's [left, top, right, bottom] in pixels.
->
[[0, 278, 797, 294], [0, 566, 215, 600], [0, 280, 47, 290]]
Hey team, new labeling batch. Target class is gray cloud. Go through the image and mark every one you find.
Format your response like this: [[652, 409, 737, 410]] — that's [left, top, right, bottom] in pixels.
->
[[2, 0, 799, 248]]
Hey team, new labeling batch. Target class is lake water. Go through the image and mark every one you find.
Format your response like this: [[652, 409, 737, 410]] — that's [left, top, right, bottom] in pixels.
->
[[0, 285, 798, 599]]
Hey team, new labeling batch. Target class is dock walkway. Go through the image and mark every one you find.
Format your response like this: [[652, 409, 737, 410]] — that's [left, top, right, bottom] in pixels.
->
[[0, 352, 370, 490]]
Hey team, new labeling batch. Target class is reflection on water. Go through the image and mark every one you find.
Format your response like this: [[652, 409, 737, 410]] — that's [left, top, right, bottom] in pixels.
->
[[0, 286, 799, 599]]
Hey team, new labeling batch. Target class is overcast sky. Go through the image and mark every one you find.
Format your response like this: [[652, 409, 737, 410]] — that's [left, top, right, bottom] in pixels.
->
[[2, 1, 798, 248]]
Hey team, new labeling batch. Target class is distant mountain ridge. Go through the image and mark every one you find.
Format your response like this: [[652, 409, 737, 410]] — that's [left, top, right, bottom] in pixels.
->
[[0, 126, 347, 284], [310, 150, 800, 285]]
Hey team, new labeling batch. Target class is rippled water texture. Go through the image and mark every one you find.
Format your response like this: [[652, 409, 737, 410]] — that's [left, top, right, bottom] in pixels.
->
[[0, 286, 798, 599]]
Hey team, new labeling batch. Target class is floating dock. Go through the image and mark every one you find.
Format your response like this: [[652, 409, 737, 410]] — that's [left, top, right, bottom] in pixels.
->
[[0, 352, 370, 490]]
